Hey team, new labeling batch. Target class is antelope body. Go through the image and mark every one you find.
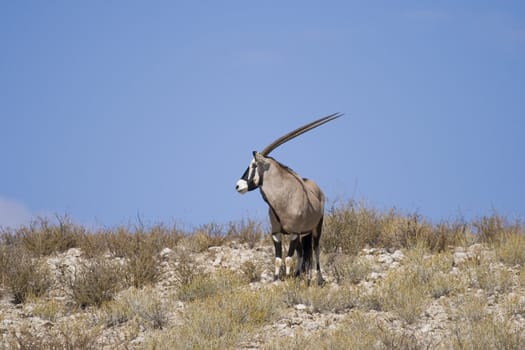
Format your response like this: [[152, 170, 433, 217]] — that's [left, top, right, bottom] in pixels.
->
[[235, 113, 342, 285]]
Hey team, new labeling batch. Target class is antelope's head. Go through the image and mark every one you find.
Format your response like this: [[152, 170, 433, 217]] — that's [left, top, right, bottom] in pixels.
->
[[235, 113, 343, 194]]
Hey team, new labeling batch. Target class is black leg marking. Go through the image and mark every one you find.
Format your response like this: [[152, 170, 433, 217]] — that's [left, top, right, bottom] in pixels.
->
[[294, 238, 304, 277], [272, 233, 283, 280], [314, 217, 325, 286], [302, 233, 313, 282]]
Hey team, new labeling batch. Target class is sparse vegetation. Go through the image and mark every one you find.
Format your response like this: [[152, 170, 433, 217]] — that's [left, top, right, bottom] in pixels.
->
[[61, 256, 125, 308], [0, 200, 524, 349], [0, 245, 51, 304]]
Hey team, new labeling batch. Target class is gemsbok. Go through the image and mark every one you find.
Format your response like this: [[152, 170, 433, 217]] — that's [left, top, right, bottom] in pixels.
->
[[235, 113, 342, 285]]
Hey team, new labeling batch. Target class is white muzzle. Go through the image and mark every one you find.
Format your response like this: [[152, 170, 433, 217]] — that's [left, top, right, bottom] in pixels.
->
[[236, 179, 248, 194]]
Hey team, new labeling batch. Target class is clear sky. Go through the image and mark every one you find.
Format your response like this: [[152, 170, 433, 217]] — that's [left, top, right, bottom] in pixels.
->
[[1, 1, 524, 229]]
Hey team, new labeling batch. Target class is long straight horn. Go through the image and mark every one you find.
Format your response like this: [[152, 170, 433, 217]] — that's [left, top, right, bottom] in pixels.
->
[[260, 112, 343, 156]]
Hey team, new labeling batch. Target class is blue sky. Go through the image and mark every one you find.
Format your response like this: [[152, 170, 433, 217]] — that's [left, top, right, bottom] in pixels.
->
[[1, 1, 524, 229]]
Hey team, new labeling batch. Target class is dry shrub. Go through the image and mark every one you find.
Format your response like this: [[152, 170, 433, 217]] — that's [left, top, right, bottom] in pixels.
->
[[8, 316, 102, 350], [323, 201, 383, 255], [101, 287, 169, 330], [176, 269, 240, 302], [61, 257, 125, 308], [95, 224, 168, 288], [182, 223, 227, 252], [473, 213, 521, 244], [401, 247, 461, 299], [146, 288, 280, 349], [365, 268, 429, 324], [405, 246, 453, 283], [360, 246, 455, 323], [392, 213, 433, 249], [496, 232, 525, 267], [31, 298, 69, 322], [316, 311, 422, 350], [5, 216, 83, 257], [89, 222, 181, 257], [226, 219, 264, 248], [0, 245, 51, 304], [172, 249, 202, 287], [122, 234, 160, 288], [323, 200, 468, 254], [240, 260, 262, 283], [504, 293, 525, 318], [325, 253, 372, 285], [281, 281, 357, 313], [267, 310, 422, 350], [462, 256, 515, 294], [427, 220, 470, 252], [452, 311, 525, 349]]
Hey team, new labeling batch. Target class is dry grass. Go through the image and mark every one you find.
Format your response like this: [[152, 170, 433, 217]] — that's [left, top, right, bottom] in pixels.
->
[[226, 219, 265, 248], [100, 286, 169, 330], [322, 200, 470, 255], [325, 253, 373, 285], [0, 216, 84, 257], [176, 269, 242, 302], [495, 231, 525, 266], [7, 315, 102, 350], [144, 288, 281, 350], [264, 310, 423, 350], [280, 280, 358, 313], [0, 202, 524, 349], [360, 246, 459, 324]]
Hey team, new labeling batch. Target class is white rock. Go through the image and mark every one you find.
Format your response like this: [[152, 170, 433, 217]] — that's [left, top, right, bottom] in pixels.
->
[[453, 251, 468, 265], [392, 250, 404, 261], [66, 248, 82, 257], [159, 247, 173, 259], [378, 254, 393, 265], [295, 304, 307, 311]]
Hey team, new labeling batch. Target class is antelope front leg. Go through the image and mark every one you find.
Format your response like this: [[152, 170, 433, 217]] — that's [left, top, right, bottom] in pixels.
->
[[285, 234, 298, 276], [272, 233, 283, 280]]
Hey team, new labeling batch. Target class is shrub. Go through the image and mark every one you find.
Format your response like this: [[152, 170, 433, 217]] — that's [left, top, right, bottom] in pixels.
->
[[97, 223, 182, 259], [322, 200, 466, 254], [452, 312, 525, 349], [182, 223, 227, 252], [323, 201, 383, 255], [226, 219, 264, 248], [427, 220, 470, 252], [473, 213, 521, 244], [1, 246, 51, 304], [146, 288, 281, 349], [9, 216, 83, 257], [462, 256, 515, 294], [496, 232, 525, 266], [172, 248, 202, 287], [266, 310, 423, 350], [102, 287, 169, 330], [8, 317, 102, 350], [32, 298, 69, 322], [325, 253, 372, 285], [61, 257, 125, 308], [360, 247, 455, 323], [366, 269, 429, 324], [176, 269, 240, 302], [240, 260, 262, 283], [122, 233, 160, 288], [281, 281, 357, 313]]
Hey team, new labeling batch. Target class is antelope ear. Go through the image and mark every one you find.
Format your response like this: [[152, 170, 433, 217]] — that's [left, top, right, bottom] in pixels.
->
[[253, 151, 269, 168]]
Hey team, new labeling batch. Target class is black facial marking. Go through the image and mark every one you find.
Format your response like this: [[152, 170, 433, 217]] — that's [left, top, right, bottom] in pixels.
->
[[240, 165, 259, 191]]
